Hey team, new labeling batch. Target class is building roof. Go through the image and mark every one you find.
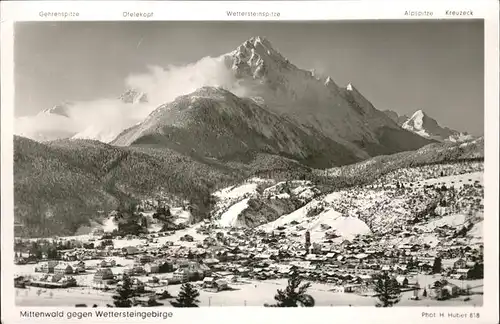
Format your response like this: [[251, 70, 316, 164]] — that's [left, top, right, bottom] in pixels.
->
[[95, 268, 113, 276], [456, 268, 471, 273], [54, 263, 72, 269]]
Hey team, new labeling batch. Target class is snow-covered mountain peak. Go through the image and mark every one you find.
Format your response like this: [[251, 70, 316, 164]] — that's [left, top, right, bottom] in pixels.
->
[[404, 110, 426, 130], [119, 89, 148, 104], [401, 109, 473, 142], [346, 83, 353, 91], [41, 102, 74, 118], [324, 76, 339, 89], [227, 36, 296, 80]]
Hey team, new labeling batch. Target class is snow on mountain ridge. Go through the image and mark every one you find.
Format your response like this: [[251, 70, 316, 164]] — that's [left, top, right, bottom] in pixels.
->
[[401, 110, 473, 142], [119, 89, 149, 104], [220, 37, 405, 147], [71, 124, 126, 143], [42, 102, 74, 118]]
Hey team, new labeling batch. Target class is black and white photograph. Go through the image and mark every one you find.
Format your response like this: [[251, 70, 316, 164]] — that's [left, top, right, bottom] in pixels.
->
[[9, 19, 487, 309]]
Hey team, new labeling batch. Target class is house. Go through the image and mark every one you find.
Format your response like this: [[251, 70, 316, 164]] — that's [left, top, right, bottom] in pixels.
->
[[325, 253, 336, 259], [438, 284, 460, 299], [332, 284, 358, 293], [234, 267, 250, 277], [465, 261, 477, 268], [38, 261, 59, 273], [124, 265, 145, 276], [203, 258, 220, 266], [202, 277, 216, 288], [14, 276, 27, 288], [157, 260, 174, 273], [398, 244, 413, 250], [40, 274, 77, 286], [395, 276, 409, 287], [418, 262, 433, 273], [198, 263, 212, 277], [100, 259, 116, 268], [290, 261, 311, 269], [395, 264, 408, 274], [453, 258, 467, 269], [357, 274, 373, 283], [58, 275, 77, 287], [144, 263, 159, 274], [62, 252, 78, 261], [172, 268, 189, 282], [255, 253, 272, 260], [93, 268, 114, 282], [455, 268, 472, 279], [73, 261, 86, 273], [355, 253, 369, 260], [273, 264, 293, 274], [214, 279, 228, 291], [122, 246, 140, 256], [54, 263, 74, 275], [139, 254, 155, 264]]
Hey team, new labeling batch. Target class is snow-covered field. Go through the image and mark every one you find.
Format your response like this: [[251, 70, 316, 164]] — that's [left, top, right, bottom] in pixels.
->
[[260, 204, 371, 243], [416, 172, 482, 189], [218, 198, 250, 227], [15, 275, 483, 307], [418, 214, 467, 232]]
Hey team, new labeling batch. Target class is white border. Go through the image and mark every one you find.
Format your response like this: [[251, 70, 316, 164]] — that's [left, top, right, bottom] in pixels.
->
[[1, 1, 499, 324]]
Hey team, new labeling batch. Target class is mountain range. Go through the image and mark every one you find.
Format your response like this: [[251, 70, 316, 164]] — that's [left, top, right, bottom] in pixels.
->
[[13, 36, 483, 237], [383, 109, 473, 142], [22, 36, 436, 160]]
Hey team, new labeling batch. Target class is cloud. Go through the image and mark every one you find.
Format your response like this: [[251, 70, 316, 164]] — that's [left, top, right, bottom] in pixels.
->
[[15, 54, 249, 143], [125, 56, 242, 106]]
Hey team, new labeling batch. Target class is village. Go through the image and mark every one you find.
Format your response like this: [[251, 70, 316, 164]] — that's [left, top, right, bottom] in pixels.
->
[[14, 161, 484, 307], [14, 221, 484, 307]]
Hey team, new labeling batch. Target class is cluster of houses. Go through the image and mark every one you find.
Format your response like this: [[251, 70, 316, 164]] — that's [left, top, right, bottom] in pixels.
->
[[427, 279, 464, 300], [16, 216, 483, 293], [30, 273, 78, 288], [34, 260, 86, 274]]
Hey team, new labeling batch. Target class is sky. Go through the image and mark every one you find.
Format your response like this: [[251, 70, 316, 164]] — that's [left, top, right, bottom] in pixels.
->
[[15, 20, 484, 135]]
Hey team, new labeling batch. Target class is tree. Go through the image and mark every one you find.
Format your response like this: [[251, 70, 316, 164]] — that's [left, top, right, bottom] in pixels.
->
[[153, 206, 171, 220], [422, 288, 427, 298], [469, 262, 484, 279], [140, 215, 148, 229], [432, 257, 442, 274], [158, 262, 173, 273], [170, 283, 200, 307], [271, 268, 315, 307], [113, 274, 134, 307], [158, 290, 173, 300], [216, 232, 224, 241], [30, 242, 42, 259], [374, 272, 401, 307], [100, 239, 114, 249], [147, 297, 163, 307]]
